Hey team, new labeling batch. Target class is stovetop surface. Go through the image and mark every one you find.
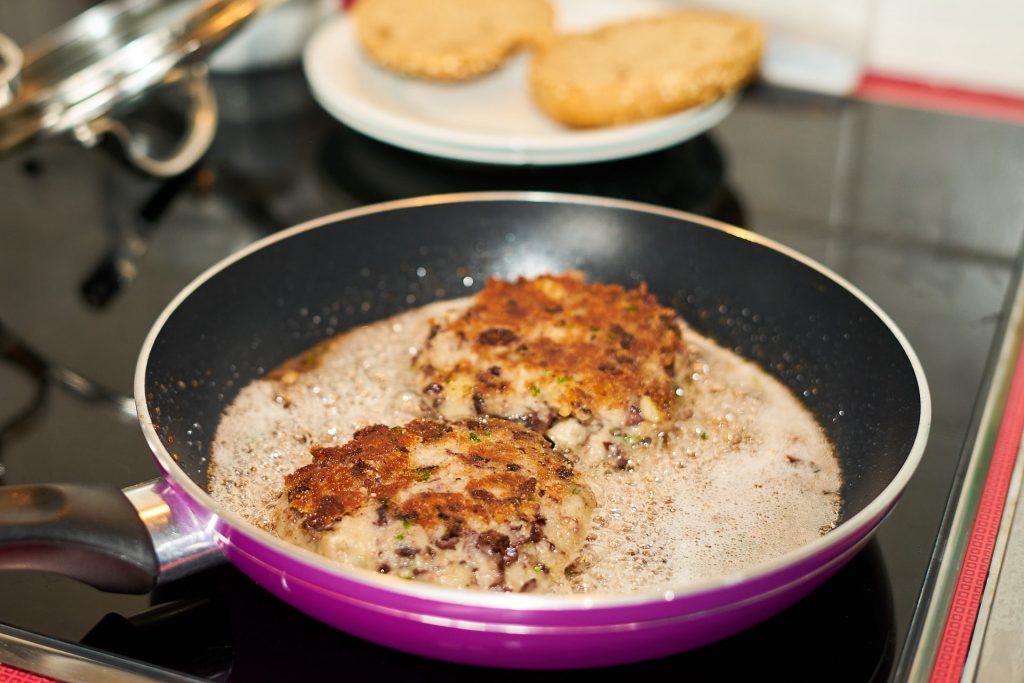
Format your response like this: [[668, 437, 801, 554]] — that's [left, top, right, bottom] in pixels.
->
[[2, 68, 1024, 681]]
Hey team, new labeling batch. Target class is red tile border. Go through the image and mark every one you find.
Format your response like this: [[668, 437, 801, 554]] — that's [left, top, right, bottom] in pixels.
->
[[0, 664, 58, 682], [929, 339, 1024, 681], [857, 72, 1024, 124]]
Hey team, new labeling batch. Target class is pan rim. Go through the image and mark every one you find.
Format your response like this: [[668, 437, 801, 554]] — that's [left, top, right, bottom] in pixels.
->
[[135, 191, 932, 612]]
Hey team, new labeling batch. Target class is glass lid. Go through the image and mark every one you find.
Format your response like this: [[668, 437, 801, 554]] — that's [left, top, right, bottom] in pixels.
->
[[0, 0, 273, 158]]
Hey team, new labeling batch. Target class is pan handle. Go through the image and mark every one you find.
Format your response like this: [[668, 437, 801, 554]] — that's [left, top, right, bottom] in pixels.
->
[[0, 484, 159, 593], [0, 480, 224, 593]]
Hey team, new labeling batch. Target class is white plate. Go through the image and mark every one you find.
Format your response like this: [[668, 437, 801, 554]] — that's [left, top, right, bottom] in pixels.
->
[[302, 0, 738, 166]]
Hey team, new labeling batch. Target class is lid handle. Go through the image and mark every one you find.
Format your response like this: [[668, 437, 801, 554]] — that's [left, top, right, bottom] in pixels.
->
[[75, 64, 217, 178]]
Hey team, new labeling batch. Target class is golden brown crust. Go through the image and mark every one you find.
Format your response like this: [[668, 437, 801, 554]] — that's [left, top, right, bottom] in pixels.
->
[[416, 273, 685, 426], [354, 0, 555, 81], [283, 417, 589, 533], [530, 10, 764, 127]]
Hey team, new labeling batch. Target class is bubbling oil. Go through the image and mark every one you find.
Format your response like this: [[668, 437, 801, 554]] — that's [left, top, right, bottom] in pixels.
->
[[208, 298, 841, 594]]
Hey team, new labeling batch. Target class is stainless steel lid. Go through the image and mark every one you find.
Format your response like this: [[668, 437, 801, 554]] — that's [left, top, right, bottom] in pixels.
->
[[0, 0, 276, 175]]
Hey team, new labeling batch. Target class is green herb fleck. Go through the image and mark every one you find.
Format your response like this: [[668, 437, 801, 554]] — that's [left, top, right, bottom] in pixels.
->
[[625, 304, 639, 312], [395, 534, 404, 541], [533, 565, 544, 573], [469, 432, 482, 443], [590, 326, 600, 333], [571, 487, 581, 495], [621, 434, 636, 445], [557, 375, 570, 384], [402, 519, 412, 529], [699, 432, 708, 440], [529, 384, 540, 397]]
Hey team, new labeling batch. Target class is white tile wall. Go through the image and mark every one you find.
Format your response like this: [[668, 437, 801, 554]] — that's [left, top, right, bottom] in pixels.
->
[[869, 0, 1024, 96], [702, 0, 1024, 96]]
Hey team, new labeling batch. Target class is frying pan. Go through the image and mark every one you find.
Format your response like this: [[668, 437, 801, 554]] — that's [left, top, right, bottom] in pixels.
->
[[0, 193, 929, 668]]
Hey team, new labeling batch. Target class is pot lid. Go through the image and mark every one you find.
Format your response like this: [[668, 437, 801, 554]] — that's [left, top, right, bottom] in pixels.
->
[[0, 0, 274, 157], [0, 32, 22, 108]]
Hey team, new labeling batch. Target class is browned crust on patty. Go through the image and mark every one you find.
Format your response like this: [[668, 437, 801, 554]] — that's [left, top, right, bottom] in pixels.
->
[[416, 273, 685, 426], [283, 417, 589, 534]]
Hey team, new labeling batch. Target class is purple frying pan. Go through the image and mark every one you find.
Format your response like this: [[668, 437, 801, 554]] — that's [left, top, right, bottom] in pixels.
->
[[0, 193, 930, 668]]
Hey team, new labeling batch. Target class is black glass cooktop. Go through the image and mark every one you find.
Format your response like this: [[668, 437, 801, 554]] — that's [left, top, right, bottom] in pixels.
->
[[2, 66, 1024, 681]]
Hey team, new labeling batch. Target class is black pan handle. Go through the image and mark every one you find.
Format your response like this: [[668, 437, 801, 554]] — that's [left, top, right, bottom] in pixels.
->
[[0, 484, 159, 593]]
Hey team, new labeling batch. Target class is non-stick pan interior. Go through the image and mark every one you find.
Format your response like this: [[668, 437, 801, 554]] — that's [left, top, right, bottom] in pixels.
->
[[144, 197, 922, 522]]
